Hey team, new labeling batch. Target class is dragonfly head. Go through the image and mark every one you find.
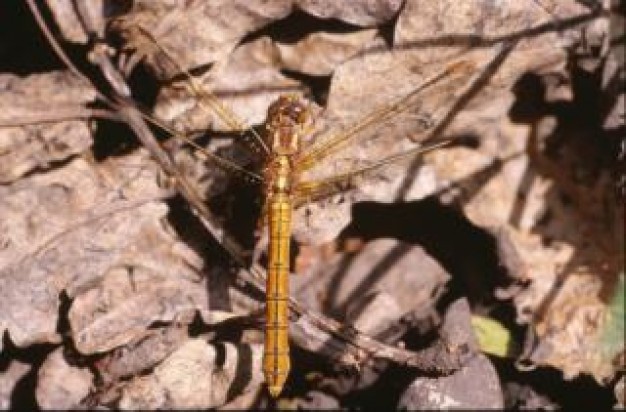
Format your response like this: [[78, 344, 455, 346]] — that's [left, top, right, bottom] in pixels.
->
[[265, 94, 312, 156]]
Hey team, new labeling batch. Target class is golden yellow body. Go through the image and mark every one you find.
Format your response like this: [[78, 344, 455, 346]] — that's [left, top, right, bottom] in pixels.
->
[[261, 96, 310, 396], [264, 191, 292, 396]]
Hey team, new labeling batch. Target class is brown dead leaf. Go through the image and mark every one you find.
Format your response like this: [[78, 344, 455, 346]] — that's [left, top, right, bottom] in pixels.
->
[[0, 72, 95, 183], [112, 0, 294, 78], [45, 0, 107, 43], [155, 36, 306, 133], [277, 29, 379, 76], [70, 266, 205, 354], [0, 359, 30, 409], [119, 339, 264, 409], [97, 325, 189, 384], [292, 238, 449, 320], [35, 347, 93, 410], [0, 152, 199, 351], [296, 0, 403, 26]]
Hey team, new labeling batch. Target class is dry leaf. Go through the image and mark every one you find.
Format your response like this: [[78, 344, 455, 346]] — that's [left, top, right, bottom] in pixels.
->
[[0, 152, 199, 351], [97, 325, 189, 384], [119, 339, 264, 409], [0, 72, 95, 183], [292, 238, 449, 319], [155, 36, 306, 133], [296, 0, 403, 26], [277, 29, 379, 76], [112, 0, 294, 77], [70, 267, 206, 354], [399, 299, 503, 409], [45, 0, 107, 42], [0, 359, 30, 409], [35, 347, 93, 410]]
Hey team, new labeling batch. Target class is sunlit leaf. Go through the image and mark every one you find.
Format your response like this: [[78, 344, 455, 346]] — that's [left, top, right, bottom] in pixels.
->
[[471, 315, 519, 358]]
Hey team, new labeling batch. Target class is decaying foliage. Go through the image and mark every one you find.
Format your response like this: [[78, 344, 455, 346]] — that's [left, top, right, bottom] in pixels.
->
[[0, 0, 622, 409]]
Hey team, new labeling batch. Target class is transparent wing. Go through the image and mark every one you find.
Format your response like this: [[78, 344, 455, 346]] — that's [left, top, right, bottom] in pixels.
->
[[137, 107, 263, 184], [108, 23, 266, 184], [294, 41, 517, 204], [120, 24, 271, 156], [295, 60, 476, 171], [294, 139, 451, 205]]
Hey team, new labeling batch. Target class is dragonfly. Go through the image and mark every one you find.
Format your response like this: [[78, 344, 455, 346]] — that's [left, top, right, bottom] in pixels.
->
[[120, 30, 484, 396], [46, 10, 506, 397]]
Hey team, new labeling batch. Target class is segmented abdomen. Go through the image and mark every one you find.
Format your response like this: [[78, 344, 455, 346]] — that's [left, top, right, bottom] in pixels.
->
[[263, 193, 291, 397]]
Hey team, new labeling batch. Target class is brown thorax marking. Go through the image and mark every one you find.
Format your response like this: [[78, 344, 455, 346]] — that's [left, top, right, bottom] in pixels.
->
[[264, 94, 313, 194], [265, 94, 312, 156]]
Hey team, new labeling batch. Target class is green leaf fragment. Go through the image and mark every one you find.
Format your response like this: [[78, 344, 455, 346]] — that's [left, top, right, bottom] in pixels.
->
[[599, 271, 625, 365], [471, 314, 519, 358]]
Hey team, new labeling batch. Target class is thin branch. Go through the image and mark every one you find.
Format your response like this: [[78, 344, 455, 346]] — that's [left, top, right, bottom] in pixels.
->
[[0, 106, 119, 127], [25, 0, 113, 108]]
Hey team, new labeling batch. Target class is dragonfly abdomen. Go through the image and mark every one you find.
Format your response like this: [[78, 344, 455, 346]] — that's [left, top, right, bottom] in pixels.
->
[[261, 95, 309, 397], [263, 191, 292, 397]]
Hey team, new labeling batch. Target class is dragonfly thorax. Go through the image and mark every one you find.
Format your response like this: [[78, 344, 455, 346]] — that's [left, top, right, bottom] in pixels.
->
[[265, 94, 312, 156]]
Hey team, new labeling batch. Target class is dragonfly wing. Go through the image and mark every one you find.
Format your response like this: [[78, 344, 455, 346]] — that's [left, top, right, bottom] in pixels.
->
[[295, 59, 476, 171], [294, 139, 452, 206], [292, 41, 518, 246], [113, 24, 272, 156]]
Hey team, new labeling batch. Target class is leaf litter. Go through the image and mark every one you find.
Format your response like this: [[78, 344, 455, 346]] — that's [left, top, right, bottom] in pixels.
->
[[0, 0, 621, 409]]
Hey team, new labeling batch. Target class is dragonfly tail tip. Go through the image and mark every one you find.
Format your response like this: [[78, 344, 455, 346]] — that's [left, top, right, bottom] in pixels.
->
[[267, 383, 284, 398]]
